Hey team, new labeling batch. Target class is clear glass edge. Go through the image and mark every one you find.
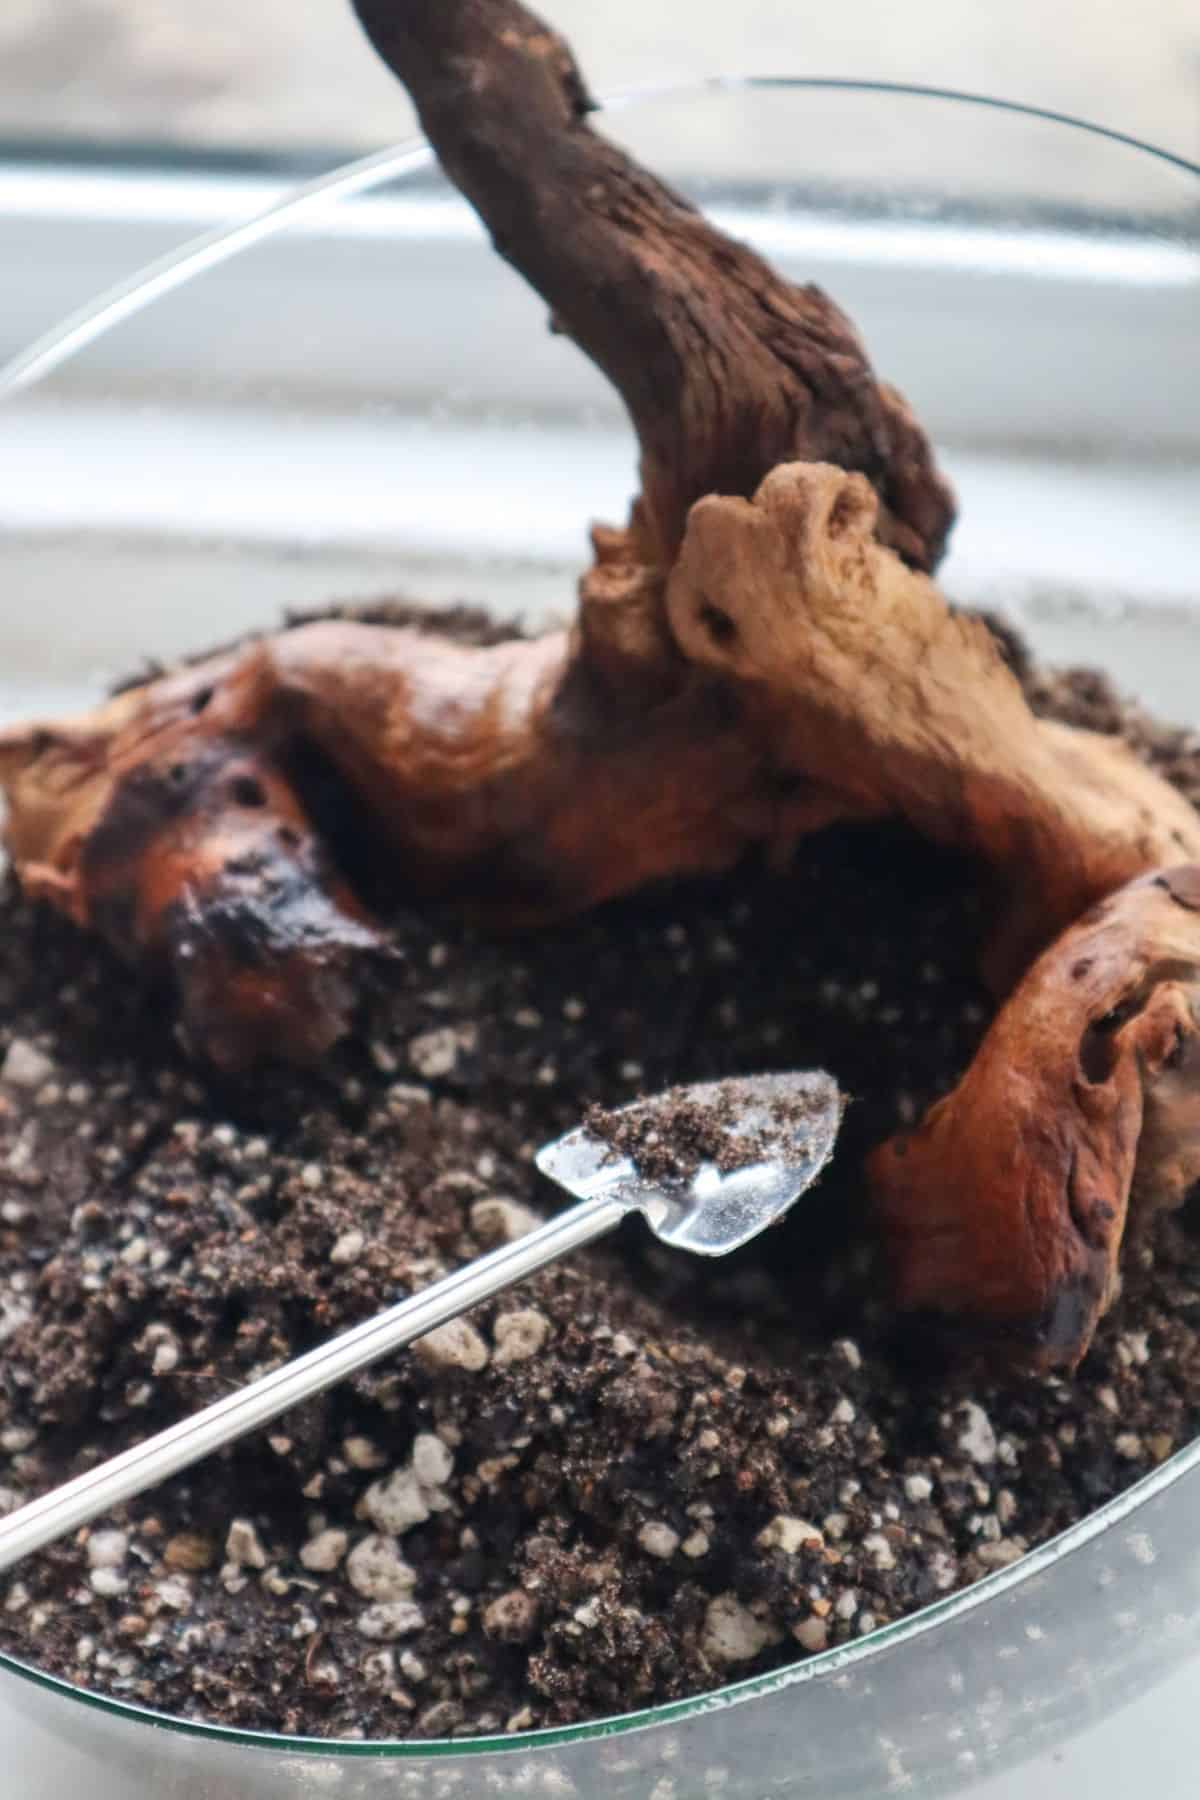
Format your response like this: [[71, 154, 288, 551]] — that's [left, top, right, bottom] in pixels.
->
[[0, 71, 1196, 1761], [2, 73, 1198, 403], [4, 1433, 1197, 1759]]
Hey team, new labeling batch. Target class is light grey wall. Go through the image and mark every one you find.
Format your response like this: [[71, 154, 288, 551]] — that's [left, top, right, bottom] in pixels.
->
[[2, 0, 1199, 171]]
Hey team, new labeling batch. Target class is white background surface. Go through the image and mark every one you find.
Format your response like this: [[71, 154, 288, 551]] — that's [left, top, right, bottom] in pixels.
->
[[3, 0, 1199, 170]]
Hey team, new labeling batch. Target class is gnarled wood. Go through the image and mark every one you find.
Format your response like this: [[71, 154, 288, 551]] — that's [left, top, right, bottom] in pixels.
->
[[665, 464, 1200, 981], [348, 0, 955, 573], [5, 463, 1198, 1084], [0, 661, 385, 1070], [872, 867, 1200, 1368]]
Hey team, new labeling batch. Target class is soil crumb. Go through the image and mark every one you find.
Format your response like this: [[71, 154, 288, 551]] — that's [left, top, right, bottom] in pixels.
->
[[583, 1077, 830, 1183]]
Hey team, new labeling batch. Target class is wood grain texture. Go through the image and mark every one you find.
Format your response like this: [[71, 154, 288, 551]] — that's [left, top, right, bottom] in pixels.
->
[[349, 0, 956, 571]]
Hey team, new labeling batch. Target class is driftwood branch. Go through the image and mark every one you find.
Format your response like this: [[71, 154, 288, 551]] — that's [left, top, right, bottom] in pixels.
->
[[873, 867, 1200, 1367], [349, 0, 955, 573], [1, 0, 1198, 1366], [4, 462, 1196, 1083]]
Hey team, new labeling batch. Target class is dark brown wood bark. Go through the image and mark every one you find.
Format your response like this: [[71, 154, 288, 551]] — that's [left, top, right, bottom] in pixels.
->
[[349, 0, 956, 572]]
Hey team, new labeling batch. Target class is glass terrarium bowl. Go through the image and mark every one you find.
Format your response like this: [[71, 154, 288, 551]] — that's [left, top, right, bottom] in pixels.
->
[[1, 78, 1199, 1800]]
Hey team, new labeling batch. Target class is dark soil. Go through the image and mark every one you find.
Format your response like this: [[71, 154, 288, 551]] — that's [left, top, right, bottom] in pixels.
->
[[1, 616, 1200, 1741], [583, 1075, 832, 1183]]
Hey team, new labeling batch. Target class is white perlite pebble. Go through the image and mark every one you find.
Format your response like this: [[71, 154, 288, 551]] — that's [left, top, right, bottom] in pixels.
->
[[361, 1431, 455, 1538], [225, 1519, 268, 1570], [361, 1469, 430, 1537], [88, 1567, 128, 1598], [928, 1550, 958, 1591], [681, 1530, 710, 1559], [492, 1309, 550, 1367], [702, 1594, 779, 1664], [155, 1575, 193, 1611], [86, 1530, 128, 1570], [1, 1039, 54, 1089], [755, 1516, 823, 1555], [346, 1536, 418, 1601], [0, 1295, 33, 1346], [356, 1600, 426, 1641], [957, 1401, 998, 1465], [329, 1230, 365, 1266], [343, 1436, 387, 1470], [413, 1317, 490, 1373], [387, 1083, 433, 1114], [863, 1532, 896, 1571], [5, 1138, 34, 1177], [835, 1588, 859, 1620], [412, 1433, 454, 1489], [904, 1474, 934, 1503], [469, 1198, 542, 1244], [408, 1028, 466, 1079], [638, 1521, 680, 1560], [300, 1529, 349, 1573], [359, 1647, 395, 1688]]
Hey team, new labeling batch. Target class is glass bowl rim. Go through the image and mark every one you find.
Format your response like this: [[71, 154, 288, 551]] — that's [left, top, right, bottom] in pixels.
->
[[1, 70, 1198, 1762], [2, 71, 1198, 401]]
